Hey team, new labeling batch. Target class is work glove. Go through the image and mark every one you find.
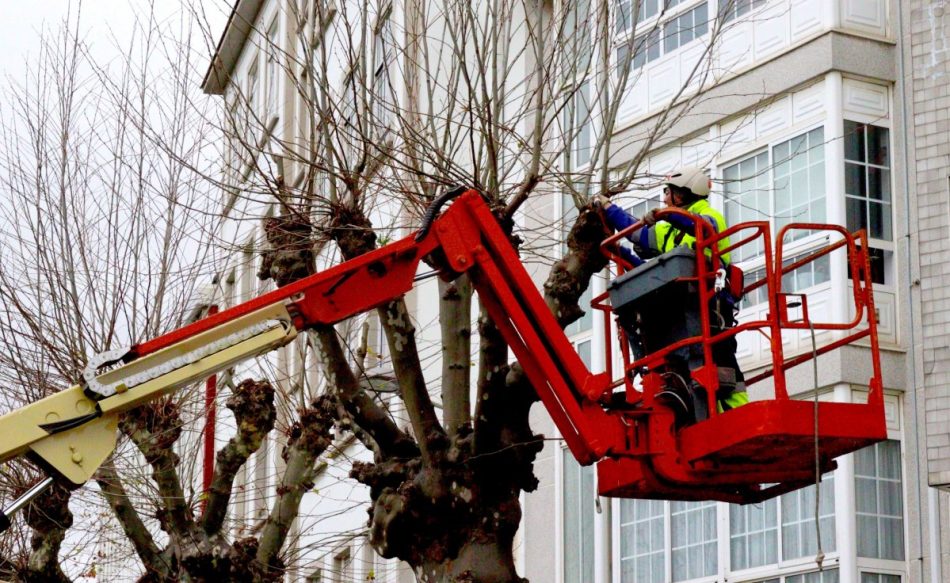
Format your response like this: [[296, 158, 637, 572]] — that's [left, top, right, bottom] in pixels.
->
[[641, 207, 661, 226], [592, 194, 612, 209]]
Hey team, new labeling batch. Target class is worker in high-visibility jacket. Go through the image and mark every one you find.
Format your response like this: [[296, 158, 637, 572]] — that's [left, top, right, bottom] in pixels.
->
[[595, 167, 749, 420]]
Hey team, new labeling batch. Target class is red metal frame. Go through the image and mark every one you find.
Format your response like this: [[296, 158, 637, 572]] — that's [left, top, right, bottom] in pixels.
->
[[129, 191, 885, 504], [202, 305, 219, 511]]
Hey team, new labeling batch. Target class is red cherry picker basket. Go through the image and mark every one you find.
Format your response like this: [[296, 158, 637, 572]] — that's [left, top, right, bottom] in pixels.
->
[[588, 208, 886, 503]]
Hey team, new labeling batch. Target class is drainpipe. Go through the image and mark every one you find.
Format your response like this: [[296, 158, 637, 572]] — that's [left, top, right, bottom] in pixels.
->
[[894, 1, 942, 581], [202, 304, 219, 510]]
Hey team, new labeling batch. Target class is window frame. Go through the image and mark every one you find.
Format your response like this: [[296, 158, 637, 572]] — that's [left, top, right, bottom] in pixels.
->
[[264, 14, 280, 119], [613, 498, 669, 583], [371, 3, 394, 135], [245, 57, 261, 146], [854, 439, 906, 562], [561, 0, 596, 173], [558, 444, 596, 583], [614, 0, 710, 73], [717, 0, 768, 23], [842, 117, 894, 287], [720, 123, 832, 286]]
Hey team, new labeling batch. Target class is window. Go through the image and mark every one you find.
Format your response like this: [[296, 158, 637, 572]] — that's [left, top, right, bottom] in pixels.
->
[[855, 440, 905, 560], [265, 17, 279, 117], [616, 2, 707, 70], [744, 251, 831, 306], [617, 29, 661, 69], [371, 9, 393, 132], [246, 60, 260, 143], [779, 250, 832, 297], [723, 150, 770, 263], [724, 127, 826, 262], [730, 475, 836, 571], [861, 574, 901, 583], [619, 499, 665, 583], [332, 547, 352, 583], [719, 0, 767, 22], [844, 121, 891, 242], [574, 337, 592, 366], [564, 0, 593, 74], [664, 3, 708, 53], [563, 449, 595, 583], [616, 0, 686, 31], [563, 0, 593, 169], [563, 82, 592, 169], [730, 498, 778, 570], [786, 570, 840, 583], [671, 500, 717, 581], [773, 127, 827, 236], [781, 473, 835, 559]]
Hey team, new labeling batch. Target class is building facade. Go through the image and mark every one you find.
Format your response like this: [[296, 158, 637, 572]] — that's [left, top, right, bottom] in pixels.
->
[[200, 1, 950, 582], [523, 2, 950, 583]]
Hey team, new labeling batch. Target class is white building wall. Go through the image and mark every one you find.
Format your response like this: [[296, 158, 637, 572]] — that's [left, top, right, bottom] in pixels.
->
[[525, 0, 946, 581]]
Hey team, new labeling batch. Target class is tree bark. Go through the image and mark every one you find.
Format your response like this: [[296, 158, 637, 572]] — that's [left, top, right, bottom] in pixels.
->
[[255, 398, 334, 569], [439, 276, 472, 436], [21, 483, 72, 583], [202, 380, 276, 535], [96, 461, 168, 580]]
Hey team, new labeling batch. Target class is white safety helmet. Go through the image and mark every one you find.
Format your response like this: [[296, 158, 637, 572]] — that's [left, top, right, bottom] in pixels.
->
[[663, 167, 712, 197]]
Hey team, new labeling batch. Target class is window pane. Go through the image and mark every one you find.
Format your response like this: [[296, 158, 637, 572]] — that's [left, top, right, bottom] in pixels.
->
[[620, 499, 665, 583], [724, 150, 769, 262], [665, 17, 680, 52], [774, 140, 789, 163], [782, 473, 836, 560], [845, 163, 866, 196], [562, 450, 594, 583], [695, 3, 709, 37], [788, 569, 840, 583], [842, 121, 892, 242], [867, 167, 888, 201], [617, 43, 630, 68], [772, 127, 825, 238], [846, 197, 866, 234], [844, 120, 865, 162], [671, 501, 717, 581], [616, 0, 631, 33], [855, 441, 905, 560], [869, 202, 886, 239], [867, 125, 890, 166], [730, 499, 778, 570]]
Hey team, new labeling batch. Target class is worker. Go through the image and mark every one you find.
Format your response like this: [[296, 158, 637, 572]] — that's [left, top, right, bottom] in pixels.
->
[[594, 167, 748, 422]]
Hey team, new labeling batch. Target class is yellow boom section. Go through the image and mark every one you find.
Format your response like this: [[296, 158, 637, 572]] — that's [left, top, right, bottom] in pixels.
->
[[0, 303, 297, 485]]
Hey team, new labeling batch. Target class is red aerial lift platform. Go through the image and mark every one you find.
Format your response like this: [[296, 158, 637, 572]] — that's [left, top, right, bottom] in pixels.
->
[[0, 188, 886, 526]]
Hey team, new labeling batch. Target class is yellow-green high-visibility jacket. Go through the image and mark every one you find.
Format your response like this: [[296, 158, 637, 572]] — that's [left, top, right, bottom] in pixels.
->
[[650, 199, 731, 264], [603, 199, 732, 264]]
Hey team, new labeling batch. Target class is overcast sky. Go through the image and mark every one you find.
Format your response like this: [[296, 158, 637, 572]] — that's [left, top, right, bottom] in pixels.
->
[[0, 1, 230, 81]]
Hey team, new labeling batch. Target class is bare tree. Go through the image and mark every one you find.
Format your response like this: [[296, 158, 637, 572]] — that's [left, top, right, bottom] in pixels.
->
[[217, 0, 734, 581], [0, 0, 744, 581]]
